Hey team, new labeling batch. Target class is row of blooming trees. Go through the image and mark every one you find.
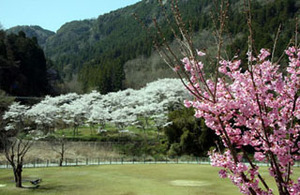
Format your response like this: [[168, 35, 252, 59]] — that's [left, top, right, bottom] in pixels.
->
[[1, 78, 189, 187], [5, 78, 189, 137]]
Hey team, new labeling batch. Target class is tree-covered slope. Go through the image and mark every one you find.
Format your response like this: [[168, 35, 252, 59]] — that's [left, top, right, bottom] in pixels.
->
[[43, 0, 219, 93], [6, 0, 299, 94], [0, 31, 51, 97], [47, 0, 299, 93], [6, 25, 55, 47]]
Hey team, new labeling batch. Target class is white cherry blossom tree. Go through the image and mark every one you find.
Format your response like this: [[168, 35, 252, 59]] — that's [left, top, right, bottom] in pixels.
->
[[2, 102, 31, 188]]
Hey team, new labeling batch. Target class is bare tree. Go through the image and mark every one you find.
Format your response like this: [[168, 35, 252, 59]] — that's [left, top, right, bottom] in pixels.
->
[[50, 135, 68, 167], [1, 136, 32, 187]]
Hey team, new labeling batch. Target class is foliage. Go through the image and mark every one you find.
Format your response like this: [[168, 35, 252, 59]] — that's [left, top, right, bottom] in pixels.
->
[[0, 90, 14, 122], [6, 25, 55, 47], [0, 90, 14, 150], [0, 30, 50, 96], [227, 0, 299, 69], [164, 107, 219, 157], [115, 139, 168, 157]]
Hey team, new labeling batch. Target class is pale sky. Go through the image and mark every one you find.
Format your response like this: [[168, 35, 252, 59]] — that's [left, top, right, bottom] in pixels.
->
[[0, 0, 141, 32]]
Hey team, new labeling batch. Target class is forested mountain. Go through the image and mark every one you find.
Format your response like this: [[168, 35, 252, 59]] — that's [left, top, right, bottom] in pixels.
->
[[6, 0, 300, 94], [6, 25, 55, 47], [43, 0, 216, 93]]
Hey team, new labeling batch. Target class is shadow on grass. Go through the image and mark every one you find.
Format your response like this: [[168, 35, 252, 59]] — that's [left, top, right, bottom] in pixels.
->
[[20, 183, 68, 193], [3, 178, 68, 193], [22, 185, 40, 189]]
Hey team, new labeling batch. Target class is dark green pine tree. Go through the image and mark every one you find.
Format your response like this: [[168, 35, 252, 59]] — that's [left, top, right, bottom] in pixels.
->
[[0, 30, 50, 96]]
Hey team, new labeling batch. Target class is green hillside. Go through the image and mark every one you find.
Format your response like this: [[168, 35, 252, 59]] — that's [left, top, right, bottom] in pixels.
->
[[6, 25, 55, 47], [6, 0, 299, 94]]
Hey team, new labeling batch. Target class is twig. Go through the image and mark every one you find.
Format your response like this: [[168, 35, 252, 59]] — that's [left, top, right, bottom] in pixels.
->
[[271, 24, 282, 64]]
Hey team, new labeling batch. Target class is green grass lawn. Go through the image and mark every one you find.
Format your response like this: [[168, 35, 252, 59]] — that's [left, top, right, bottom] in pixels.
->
[[0, 164, 298, 195]]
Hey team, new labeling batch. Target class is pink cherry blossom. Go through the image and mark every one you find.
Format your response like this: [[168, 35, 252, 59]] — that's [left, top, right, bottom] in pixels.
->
[[258, 48, 271, 61], [197, 50, 206, 56], [254, 152, 266, 162], [219, 169, 227, 178], [181, 47, 300, 194]]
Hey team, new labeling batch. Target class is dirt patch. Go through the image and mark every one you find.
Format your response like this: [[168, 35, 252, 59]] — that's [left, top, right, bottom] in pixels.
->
[[170, 180, 210, 187]]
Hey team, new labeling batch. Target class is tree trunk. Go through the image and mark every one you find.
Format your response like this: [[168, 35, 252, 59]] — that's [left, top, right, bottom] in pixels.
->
[[145, 117, 149, 129], [15, 164, 22, 188], [157, 127, 160, 140], [4, 138, 31, 189], [59, 149, 64, 167], [13, 167, 17, 183]]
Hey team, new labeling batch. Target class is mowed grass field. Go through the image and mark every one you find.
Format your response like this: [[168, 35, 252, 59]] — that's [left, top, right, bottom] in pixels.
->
[[0, 164, 298, 195]]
